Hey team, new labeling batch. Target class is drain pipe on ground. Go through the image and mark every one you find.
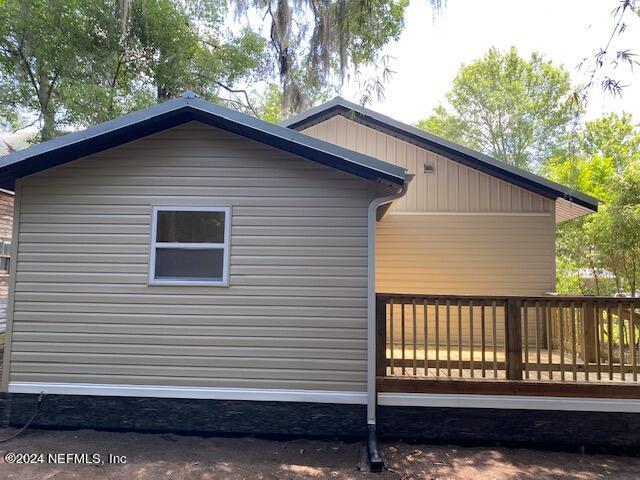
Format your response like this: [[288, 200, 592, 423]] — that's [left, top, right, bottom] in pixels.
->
[[366, 174, 413, 471]]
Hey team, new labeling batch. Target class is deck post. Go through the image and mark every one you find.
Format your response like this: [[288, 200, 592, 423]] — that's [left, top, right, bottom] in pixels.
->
[[505, 298, 523, 380], [583, 300, 597, 363], [376, 295, 387, 377]]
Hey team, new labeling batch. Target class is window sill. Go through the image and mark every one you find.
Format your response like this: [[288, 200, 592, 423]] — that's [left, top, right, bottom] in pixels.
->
[[148, 280, 229, 287]]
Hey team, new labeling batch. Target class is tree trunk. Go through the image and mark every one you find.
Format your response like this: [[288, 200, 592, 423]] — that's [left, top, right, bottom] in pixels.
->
[[37, 73, 55, 140], [590, 262, 600, 296], [156, 84, 176, 101], [41, 108, 55, 141]]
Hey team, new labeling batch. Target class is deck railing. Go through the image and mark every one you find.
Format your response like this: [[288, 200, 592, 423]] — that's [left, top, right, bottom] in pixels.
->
[[376, 293, 640, 397]]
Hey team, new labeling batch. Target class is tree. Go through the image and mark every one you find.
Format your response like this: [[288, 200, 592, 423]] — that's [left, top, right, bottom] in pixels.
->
[[606, 162, 640, 295], [577, 0, 640, 101], [0, 0, 120, 140], [255, 82, 331, 123], [417, 47, 579, 171], [125, 1, 265, 104], [579, 113, 640, 169], [544, 113, 640, 296], [0, 0, 267, 140], [256, 84, 284, 123], [238, 0, 441, 115]]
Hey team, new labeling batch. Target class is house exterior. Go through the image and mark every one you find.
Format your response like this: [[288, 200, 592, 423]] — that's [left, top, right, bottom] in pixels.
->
[[0, 93, 637, 466], [0, 189, 13, 296], [0, 189, 14, 333]]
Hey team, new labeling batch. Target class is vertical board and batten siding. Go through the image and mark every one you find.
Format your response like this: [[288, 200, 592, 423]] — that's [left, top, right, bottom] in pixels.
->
[[302, 115, 554, 214], [8, 121, 373, 392]]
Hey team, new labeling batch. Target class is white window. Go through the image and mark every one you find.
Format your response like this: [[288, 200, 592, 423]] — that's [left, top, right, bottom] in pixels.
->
[[149, 206, 231, 286], [0, 238, 10, 273]]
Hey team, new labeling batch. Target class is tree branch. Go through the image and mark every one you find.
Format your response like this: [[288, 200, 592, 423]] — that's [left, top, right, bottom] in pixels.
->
[[215, 81, 259, 117], [11, 116, 40, 133], [581, 0, 638, 101]]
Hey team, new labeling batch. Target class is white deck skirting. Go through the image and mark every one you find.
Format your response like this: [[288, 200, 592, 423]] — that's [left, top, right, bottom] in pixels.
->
[[9, 382, 640, 413], [378, 392, 640, 413], [8, 382, 367, 405]]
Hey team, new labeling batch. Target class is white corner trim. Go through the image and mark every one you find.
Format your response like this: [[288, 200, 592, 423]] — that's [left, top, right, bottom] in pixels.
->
[[8, 382, 367, 405], [378, 392, 640, 413]]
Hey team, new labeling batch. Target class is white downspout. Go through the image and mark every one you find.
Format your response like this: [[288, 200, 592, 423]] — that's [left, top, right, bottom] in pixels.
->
[[366, 174, 412, 425]]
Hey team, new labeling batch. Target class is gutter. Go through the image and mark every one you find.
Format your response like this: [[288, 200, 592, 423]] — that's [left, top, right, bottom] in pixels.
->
[[366, 174, 413, 471]]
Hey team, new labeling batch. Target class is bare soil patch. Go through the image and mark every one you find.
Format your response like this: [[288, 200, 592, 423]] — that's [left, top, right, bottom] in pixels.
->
[[1, 428, 639, 479]]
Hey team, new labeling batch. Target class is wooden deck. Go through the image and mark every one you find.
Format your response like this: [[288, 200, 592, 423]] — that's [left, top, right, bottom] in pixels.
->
[[377, 293, 640, 397], [385, 346, 636, 382]]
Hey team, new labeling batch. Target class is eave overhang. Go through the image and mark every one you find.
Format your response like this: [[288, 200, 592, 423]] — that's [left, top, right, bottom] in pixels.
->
[[0, 93, 406, 191]]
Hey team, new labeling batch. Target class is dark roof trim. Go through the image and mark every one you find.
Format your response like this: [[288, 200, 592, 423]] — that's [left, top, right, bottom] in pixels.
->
[[281, 97, 600, 212], [0, 93, 405, 190]]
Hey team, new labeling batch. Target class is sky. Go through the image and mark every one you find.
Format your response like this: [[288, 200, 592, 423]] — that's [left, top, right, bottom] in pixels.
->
[[3, 0, 638, 142], [340, 0, 640, 125]]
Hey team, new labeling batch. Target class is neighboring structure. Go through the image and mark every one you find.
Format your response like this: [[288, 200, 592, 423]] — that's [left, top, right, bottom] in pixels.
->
[[0, 132, 19, 332], [0, 138, 15, 156], [0, 190, 14, 333], [1, 93, 638, 468], [0, 132, 33, 156], [0, 190, 13, 294]]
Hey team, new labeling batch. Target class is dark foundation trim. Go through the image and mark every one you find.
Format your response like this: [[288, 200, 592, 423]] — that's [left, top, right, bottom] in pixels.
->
[[2, 394, 640, 455], [3, 393, 367, 438], [378, 405, 640, 454]]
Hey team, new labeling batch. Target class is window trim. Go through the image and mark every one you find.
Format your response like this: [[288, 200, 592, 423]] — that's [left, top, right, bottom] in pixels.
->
[[148, 205, 231, 286], [0, 238, 10, 274]]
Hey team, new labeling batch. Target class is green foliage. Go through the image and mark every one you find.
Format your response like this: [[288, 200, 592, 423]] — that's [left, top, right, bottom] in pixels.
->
[[545, 113, 640, 296], [579, 113, 640, 169], [417, 47, 579, 171], [0, 0, 267, 139], [343, 0, 409, 66], [542, 155, 616, 204], [0, 0, 432, 135], [416, 105, 464, 144], [255, 80, 332, 124], [0, 0, 121, 139], [256, 84, 283, 123], [243, 0, 412, 114], [555, 255, 587, 295]]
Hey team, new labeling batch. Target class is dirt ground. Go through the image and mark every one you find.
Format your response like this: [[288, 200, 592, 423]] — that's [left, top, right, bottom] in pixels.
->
[[1, 428, 639, 479]]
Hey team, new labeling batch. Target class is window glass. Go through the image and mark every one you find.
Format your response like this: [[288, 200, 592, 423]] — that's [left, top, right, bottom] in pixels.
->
[[157, 211, 225, 243], [155, 248, 224, 281]]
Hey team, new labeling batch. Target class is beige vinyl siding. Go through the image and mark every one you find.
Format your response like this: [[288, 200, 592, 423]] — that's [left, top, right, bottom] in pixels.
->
[[302, 115, 553, 214], [377, 213, 556, 345], [377, 214, 555, 295], [8, 121, 373, 392]]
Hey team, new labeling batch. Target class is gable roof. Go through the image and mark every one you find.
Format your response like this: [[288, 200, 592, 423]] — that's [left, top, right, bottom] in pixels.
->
[[281, 97, 600, 219], [0, 93, 406, 191]]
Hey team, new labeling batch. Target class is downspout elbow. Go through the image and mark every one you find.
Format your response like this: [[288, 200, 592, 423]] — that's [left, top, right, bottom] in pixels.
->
[[367, 178, 412, 217]]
